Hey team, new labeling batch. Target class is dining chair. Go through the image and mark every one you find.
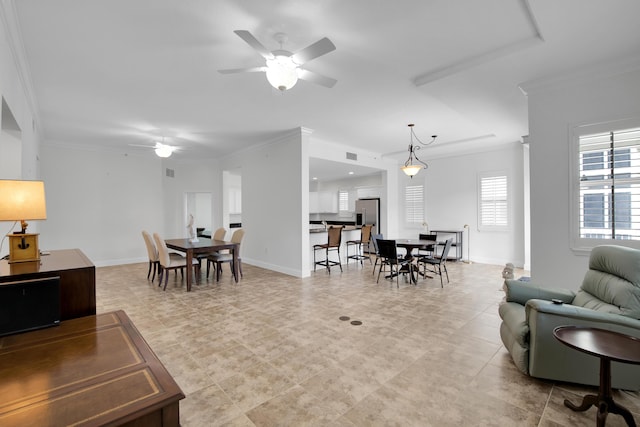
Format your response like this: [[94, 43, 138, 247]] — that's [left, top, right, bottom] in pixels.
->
[[417, 238, 452, 287], [153, 232, 200, 290], [196, 227, 228, 267], [142, 231, 160, 282], [346, 224, 373, 267], [370, 233, 383, 275], [418, 233, 437, 258], [206, 228, 244, 281], [376, 239, 414, 287], [142, 230, 185, 282], [313, 225, 343, 273], [213, 227, 227, 240]]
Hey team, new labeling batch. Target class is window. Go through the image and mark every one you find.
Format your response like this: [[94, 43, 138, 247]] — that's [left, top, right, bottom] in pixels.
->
[[576, 126, 640, 242], [478, 173, 508, 230], [405, 184, 424, 224], [338, 190, 349, 212]]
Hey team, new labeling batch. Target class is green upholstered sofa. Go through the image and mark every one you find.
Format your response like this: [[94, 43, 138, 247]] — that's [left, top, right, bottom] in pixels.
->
[[499, 245, 640, 390]]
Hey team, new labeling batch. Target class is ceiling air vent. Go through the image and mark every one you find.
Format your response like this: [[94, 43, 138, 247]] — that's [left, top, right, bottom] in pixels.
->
[[346, 152, 357, 161], [165, 168, 175, 178]]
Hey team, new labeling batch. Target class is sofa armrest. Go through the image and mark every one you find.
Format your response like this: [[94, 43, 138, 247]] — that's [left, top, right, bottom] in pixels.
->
[[526, 299, 640, 330], [504, 279, 575, 306]]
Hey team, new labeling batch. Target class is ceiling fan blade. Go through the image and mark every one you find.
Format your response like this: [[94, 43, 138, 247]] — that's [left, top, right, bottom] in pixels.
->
[[234, 30, 274, 60], [218, 66, 266, 74], [291, 37, 335, 64], [298, 69, 337, 88]]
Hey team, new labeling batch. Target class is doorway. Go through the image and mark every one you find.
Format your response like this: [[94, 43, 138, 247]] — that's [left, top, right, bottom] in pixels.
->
[[184, 192, 212, 236]]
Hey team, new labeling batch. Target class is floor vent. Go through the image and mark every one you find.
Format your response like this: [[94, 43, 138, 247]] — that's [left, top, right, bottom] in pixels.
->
[[346, 152, 357, 161], [166, 168, 175, 178]]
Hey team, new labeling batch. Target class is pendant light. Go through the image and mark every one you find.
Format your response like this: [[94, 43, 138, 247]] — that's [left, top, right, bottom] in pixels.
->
[[401, 124, 437, 178]]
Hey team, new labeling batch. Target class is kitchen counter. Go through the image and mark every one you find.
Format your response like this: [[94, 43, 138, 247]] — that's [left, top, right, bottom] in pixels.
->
[[309, 225, 360, 233]]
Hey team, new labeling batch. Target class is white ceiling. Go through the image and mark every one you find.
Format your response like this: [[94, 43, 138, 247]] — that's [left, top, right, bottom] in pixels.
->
[[8, 0, 640, 179]]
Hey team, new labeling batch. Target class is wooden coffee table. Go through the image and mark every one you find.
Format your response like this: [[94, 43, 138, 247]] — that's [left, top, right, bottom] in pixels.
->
[[553, 326, 640, 427]]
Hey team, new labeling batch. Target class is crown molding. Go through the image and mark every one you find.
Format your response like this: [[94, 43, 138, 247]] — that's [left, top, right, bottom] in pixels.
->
[[519, 55, 640, 96], [0, 0, 42, 137], [413, 0, 543, 86]]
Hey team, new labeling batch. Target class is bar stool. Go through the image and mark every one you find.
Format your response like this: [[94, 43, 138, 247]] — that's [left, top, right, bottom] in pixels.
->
[[313, 226, 343, 273], [346, 224, 373, 266]]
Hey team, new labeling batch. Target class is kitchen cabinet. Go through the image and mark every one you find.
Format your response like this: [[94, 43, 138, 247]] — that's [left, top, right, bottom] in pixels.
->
[[310, 192, 319, 213], [309, 191, 337, 213]]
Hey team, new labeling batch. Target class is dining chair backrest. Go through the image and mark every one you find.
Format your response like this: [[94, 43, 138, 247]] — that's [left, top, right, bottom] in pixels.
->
[[440, 238, 453, 262], [230, 229, 245, 256], [153, 233, 171, 267], [213, 227, 227, 241], [327, 226, 343, 247], [377, 239, 399, 262], [371, 233, 383, 255], [361, 224, 373, 244], [142, 230, 158, 262], [419, 233, 437, 242]]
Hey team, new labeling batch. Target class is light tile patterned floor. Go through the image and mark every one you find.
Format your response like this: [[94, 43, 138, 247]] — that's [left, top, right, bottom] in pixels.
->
[[96, 259, 640, 426]]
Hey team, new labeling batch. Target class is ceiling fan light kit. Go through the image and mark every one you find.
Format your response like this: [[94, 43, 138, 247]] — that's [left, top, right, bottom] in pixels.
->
[[401, 124, 437, 178], [154, 143, 174, 158], [265, 55, 299, 91]]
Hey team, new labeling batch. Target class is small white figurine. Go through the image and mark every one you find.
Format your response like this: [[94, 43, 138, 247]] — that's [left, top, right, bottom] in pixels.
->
[[187, 214, 198, 242], [502, 263, 515, 280]]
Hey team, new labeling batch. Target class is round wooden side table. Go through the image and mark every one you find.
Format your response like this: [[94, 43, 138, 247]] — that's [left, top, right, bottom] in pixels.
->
[[553, 326, 640, 427]]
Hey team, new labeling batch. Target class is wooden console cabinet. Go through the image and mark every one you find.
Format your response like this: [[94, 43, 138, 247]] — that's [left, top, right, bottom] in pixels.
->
[[0, 248, 95, 320], [0, 310, 184, 426]]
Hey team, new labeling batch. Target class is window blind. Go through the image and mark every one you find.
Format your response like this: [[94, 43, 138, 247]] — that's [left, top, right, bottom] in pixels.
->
[[480, 175, 508, 227], [578, 127, 640, 240], [405, 185, 424, 224], [339, 190, 349, 211]]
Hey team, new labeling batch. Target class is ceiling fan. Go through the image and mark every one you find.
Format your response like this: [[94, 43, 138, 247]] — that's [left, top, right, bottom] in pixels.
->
[[218, 30, 337, 91]]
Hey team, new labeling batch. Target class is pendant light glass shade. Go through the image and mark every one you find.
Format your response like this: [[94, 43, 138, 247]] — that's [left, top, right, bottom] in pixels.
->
[[401, 164, 423, 177]]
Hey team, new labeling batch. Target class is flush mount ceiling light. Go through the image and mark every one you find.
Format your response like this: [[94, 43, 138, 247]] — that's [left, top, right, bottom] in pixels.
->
[[218, 30, 337, 92], [401, 124, 437, 178]]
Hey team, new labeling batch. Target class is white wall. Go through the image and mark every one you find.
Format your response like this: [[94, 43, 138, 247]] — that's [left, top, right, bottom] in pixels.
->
[[0, 6, 42, 258], [39, 145, 166, 265], [161, 157, 221, 240], [396, 142, 526, 267], [222, 128, 308, 277], [524, 63, 640, 289]]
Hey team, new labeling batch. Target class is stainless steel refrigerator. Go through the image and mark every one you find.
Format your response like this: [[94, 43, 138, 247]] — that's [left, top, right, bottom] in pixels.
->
[[355, 197, 380, 238]]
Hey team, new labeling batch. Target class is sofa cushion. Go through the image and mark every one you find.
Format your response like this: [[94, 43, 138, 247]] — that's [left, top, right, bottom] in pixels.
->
[[579, 246, 640, 319], [589, 245, 640, 286]]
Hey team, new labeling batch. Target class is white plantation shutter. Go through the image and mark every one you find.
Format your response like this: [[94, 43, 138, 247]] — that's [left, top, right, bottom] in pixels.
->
[[577, 127, 640, 240], [339, 190, 349, 212], [405, 184, 424, 224], [479, 174, 508, 229]]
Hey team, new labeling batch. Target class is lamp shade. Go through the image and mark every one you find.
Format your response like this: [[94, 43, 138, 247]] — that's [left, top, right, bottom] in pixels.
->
[[401, 165, 423, 177], [0, 180, 47, 221]]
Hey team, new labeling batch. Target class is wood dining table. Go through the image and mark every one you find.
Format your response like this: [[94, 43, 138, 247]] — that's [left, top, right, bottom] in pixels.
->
[[164, 237, 239, 291]]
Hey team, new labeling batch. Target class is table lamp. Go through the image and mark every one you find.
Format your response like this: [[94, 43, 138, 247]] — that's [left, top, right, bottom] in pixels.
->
[[0, 180, 47, 263]]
